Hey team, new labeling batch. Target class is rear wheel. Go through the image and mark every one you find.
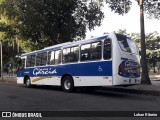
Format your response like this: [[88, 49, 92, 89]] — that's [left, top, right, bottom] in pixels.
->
[[62, 76, 74, 92], [25, 77, 32, 88]]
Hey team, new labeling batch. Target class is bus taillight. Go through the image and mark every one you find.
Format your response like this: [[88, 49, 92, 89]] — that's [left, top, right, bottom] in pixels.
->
[[118, 64, 122, 76]]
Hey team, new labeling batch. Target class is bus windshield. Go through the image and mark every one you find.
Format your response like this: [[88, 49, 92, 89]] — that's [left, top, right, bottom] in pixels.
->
[[116, 34, 138, 54], [17, 58, 25, 71]]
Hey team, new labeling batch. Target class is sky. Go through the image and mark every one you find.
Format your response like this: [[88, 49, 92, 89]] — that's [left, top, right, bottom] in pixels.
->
[[86, 0, 160, 39]]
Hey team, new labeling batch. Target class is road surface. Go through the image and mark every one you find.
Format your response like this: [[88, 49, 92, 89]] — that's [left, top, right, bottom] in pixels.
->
[[0, 82, 160, 120]]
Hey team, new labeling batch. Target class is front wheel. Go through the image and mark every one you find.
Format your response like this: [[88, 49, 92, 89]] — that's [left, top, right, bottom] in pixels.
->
[[25, 77, 32, 88], [62, 76, 74, 92]]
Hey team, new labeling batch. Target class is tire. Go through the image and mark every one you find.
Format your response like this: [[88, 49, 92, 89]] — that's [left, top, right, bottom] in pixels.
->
[[25, 77, 32, 88], [62, 76, 74, 92]]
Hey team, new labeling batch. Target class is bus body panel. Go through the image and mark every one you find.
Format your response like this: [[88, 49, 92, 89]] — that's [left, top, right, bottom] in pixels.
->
[[111, 33, 141, 85], [17, 61, 113, 86], [17, 77, 24, 84], [73, 76, 112, 86]]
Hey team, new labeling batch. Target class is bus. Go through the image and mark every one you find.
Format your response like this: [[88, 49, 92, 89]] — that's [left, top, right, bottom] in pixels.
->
[[17, 33, 141, 92]]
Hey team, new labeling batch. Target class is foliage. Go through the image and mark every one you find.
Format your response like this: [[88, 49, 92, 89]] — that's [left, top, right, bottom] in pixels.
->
[[117, 29, 160, 73], [116, 29, 127, 35], [106, 0, 132, 15], [0, 0, 104, 50], [0, 0, 160, 75], [143, 0, 160, 19], [105, 0, 160, 19]]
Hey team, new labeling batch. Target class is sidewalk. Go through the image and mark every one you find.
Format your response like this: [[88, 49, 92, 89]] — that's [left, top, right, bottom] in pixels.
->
[[102, 80, 160, 96], [0, 76, 17, 84], [0, 76, 160, 95]]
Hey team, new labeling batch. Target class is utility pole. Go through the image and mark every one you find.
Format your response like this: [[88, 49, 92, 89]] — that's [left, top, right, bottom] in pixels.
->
[[139, 0, 151, 84]]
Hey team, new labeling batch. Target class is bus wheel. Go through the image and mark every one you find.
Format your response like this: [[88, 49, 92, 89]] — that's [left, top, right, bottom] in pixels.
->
[[25, 77, 31, 88], [62, 76, 74, 92]]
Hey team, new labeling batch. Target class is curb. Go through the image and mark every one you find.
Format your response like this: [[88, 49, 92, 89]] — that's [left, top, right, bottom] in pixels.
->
[[0, 78, 17, 84]]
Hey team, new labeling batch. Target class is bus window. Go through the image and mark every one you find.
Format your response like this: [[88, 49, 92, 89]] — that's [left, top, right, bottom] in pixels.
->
[[63, 48, 70, 63], [48, 51, 55, 65], [63, 46, 79, 63], [17, 58, 25, 71], [103, 39, 111, 60], [70, 46, 79, 62], [116, 34, 131, 53], [55, 50, 61, 64], [41, 52, 47, 65], [91, 42, 102, 60], [36, 52, 47, 66], [81, 44, 91, 61], [26, 55, 35, 67], [47, 51, 51, 65], [21, 59, 25, 68], [127, 38, 138, 54], [36, 53, 41, 66]]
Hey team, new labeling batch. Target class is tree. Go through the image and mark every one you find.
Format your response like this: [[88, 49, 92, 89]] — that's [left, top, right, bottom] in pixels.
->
[[143, 0, 160, 19], [146, 33, 160, 73], [139, 0, 151, 84], [116, 29, 127, 35], [116, 29, 160, 81], [1, 0, 160, 83], [106, 0, 132, 15], [131, 32, 160, 72], [104, 0, 160, 84], [0, 0, 104, 50]]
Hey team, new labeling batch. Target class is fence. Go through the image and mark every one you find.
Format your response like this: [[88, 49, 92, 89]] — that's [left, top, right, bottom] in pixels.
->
[[1, 62, 17, 79]]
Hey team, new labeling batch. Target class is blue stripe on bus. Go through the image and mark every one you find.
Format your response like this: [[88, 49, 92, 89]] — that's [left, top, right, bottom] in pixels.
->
[[96, 36, 108, 41], [17, 61, 112, 77]]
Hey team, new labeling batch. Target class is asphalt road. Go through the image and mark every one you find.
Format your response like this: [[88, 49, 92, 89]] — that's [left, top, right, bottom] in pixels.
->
[[0, 82, 160, 120]]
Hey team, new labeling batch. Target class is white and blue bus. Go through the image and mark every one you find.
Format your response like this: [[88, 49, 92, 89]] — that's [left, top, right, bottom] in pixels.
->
[[17, 33, 141, 92]]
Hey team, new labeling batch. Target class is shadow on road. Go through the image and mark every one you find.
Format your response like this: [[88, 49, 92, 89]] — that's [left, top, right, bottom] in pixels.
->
[[19, 85, 132, 99], [16, 84, 160, 102], [18, 85, 156, 99]]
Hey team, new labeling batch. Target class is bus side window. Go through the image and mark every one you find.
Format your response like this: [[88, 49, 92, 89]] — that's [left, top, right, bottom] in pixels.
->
[[91, 42, 102, 60], [41, 52, 47, 65], [103, 39, 111, 60], [63, 46, 79, 63], [63, 48, 70, 63], [48, 51, 55, 65], [81, 44, 91, 61], [26, 54, 36, 67], [55, 50, 61, 65], [70, 46, 79, 62], [36, 52, 47, 66], [36, 54, 41, 66]]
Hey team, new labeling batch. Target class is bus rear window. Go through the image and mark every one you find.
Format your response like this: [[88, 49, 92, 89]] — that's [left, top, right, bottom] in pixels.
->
[[116, 34, 138, 54]]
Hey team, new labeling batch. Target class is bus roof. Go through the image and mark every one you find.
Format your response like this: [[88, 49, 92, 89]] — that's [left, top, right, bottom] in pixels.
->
[[21, 34, 109, 57]]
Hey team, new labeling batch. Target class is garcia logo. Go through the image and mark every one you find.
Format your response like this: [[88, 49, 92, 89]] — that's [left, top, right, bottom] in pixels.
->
[[125, 61, 138, 67], [33, 68, 57, 76]]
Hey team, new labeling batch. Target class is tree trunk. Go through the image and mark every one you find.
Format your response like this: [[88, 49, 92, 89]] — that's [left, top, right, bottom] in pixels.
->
[[153, 59, 156, 73], [140, 0, 151, 84]]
